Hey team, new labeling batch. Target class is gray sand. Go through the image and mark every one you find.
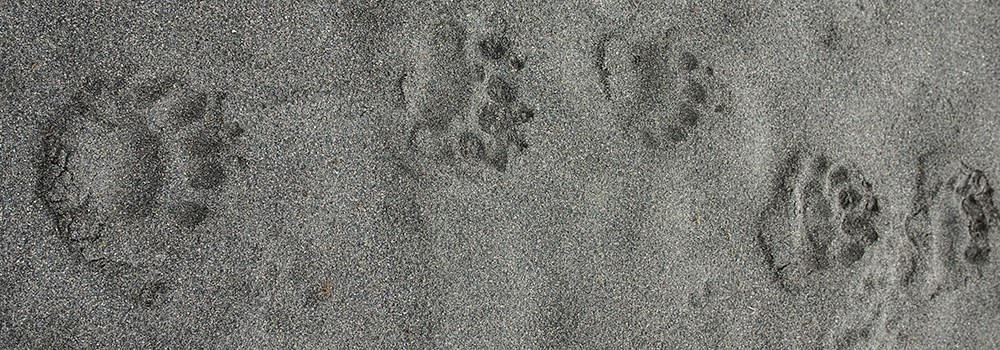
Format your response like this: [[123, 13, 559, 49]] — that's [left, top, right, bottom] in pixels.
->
[[2, 0, 1000, 348]]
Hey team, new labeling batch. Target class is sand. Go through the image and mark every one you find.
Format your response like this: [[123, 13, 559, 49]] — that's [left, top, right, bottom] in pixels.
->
[[1, 0, 999, 348]]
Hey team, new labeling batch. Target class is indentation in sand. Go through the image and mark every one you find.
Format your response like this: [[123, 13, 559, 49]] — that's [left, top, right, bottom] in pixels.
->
[[36, 73, 245, 307], [597, 28, 728, 150], [401, 9, 536, 179]]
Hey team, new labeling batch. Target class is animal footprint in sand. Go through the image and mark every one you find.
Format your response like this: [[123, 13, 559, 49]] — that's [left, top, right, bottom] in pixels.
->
[[36, 74, 244, 305], [597, 28, 727, 150], [757, 155, 883, 291], [953, 167, 996, 264], [403, 12, 535, 176], [904, 159, 997, 296]]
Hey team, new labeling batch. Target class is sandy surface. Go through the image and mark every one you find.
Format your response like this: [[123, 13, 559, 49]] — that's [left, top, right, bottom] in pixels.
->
[[2, 0, 999, 348]]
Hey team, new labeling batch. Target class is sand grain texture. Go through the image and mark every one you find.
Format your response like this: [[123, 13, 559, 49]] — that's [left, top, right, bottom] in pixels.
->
[[1, 0, 999, 349]]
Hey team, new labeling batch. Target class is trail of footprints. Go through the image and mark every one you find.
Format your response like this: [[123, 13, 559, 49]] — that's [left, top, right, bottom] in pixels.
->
[[24, 8, 996, 344], [36, 73, 243, 306], [758, 153, 996, 291], [403, 13, 534, 175], [755, 151, 998, 346], [597, 28, 728, 150], [403, 16, 732, 176]]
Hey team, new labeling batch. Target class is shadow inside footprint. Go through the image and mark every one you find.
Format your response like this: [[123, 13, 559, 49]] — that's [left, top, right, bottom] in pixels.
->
[[478, 35, 511, 61], [163, 91, 209, 129], [189, 155, 227, 190], [187, 132, 228, 190], [456, 131, 486, 160], [486, 147, 509, 172], [679, 51, 699, 72], [171, 201, 211, 230], [486, 76, 517, 105], [686, 81, 707, 105]]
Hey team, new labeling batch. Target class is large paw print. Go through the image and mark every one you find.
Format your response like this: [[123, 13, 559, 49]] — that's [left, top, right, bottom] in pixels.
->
[[756, 154, 884, 292], [402, 11, 534, 177], [597, 28, 728, 150], [953, 167, 996, 265], [36, 73, 244, 306], [904, 159, 998, 297]]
